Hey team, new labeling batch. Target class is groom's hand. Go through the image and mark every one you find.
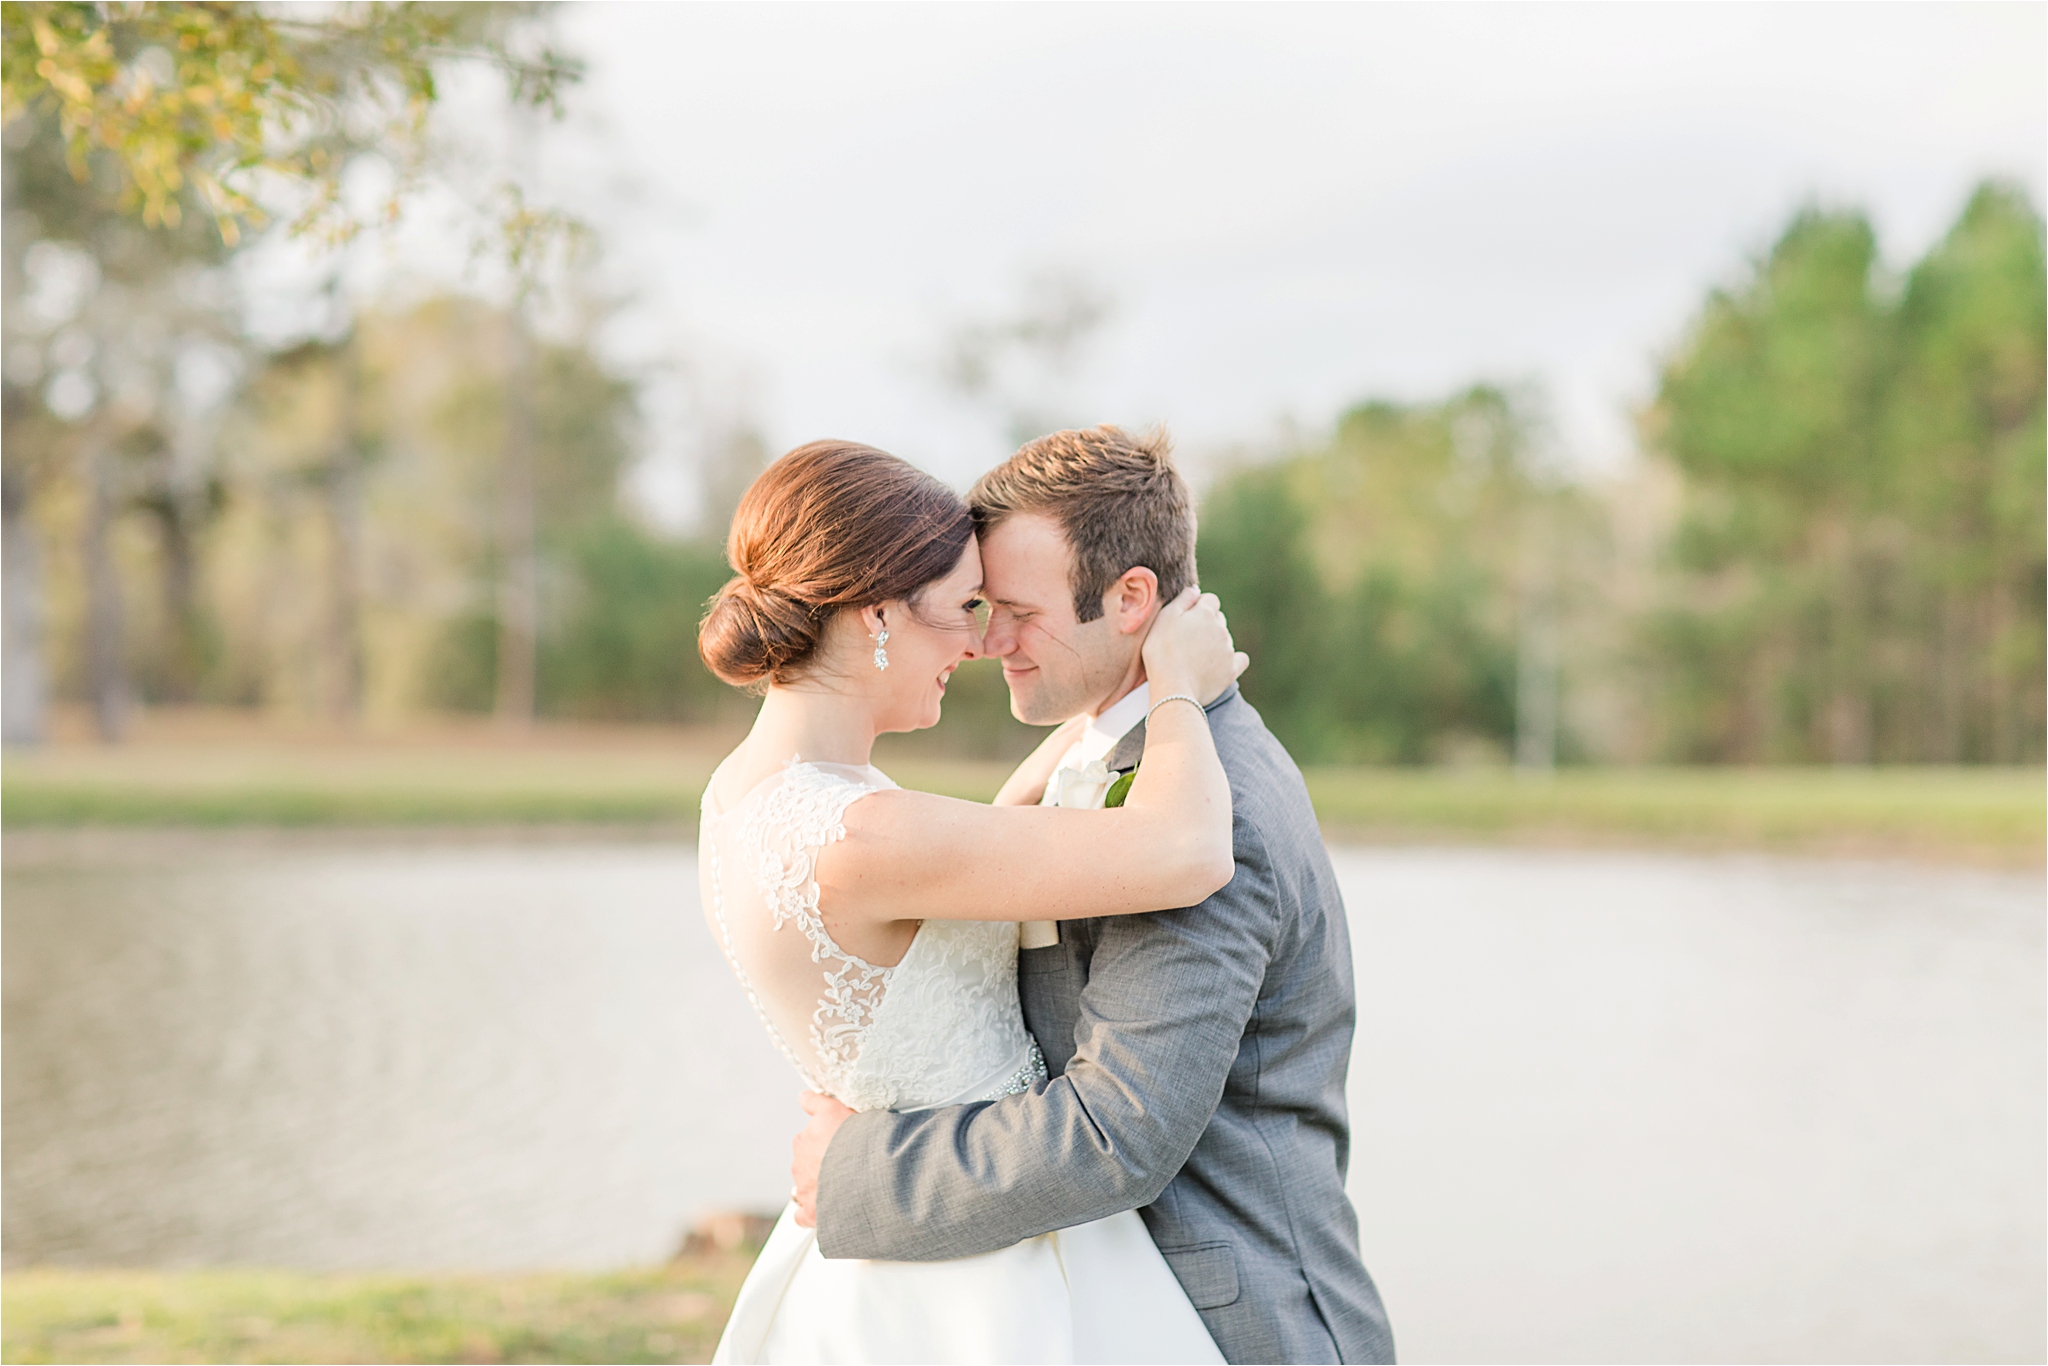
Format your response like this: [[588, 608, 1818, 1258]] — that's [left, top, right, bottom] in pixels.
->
[[791, 1090, 855, 1228]]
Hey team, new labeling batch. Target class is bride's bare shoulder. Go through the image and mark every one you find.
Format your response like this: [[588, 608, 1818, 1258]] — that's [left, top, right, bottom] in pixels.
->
[[704, 747, 778, 812], [707, 746, 902, 819]]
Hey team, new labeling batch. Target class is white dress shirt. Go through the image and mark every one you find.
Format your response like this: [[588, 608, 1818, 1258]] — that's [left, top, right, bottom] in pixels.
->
[[1067, 682, 1151, 769]]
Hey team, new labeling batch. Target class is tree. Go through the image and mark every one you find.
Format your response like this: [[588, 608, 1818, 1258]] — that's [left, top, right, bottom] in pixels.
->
[[535, 523, 738, 725], [3, 2, 578, 246], [2, 105, 237, 738], [1885, 182, 2046, 761], [1196, 387, 1550, 764], [395, 297, 648, 718], [1195, 465, 1328, 754], [1647, 208, 1892, 761], [1645, 184, 2045, 762], [1, 1, 581, 740]]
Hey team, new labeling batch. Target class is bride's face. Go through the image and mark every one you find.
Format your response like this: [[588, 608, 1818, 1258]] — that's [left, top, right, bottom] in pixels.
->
[[869, 537, 989, 734]]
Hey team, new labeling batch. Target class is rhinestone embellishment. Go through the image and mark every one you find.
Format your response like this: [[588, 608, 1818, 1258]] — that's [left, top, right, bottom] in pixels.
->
[[979, 1038, 1048, 1100]]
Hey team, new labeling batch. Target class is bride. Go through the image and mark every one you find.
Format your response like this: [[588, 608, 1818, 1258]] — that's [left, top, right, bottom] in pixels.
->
[[697, 440, 1246, 1365]]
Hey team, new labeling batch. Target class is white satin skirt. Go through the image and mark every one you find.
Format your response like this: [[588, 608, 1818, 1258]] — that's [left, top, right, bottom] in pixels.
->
[[712, 1203, 1225, 1365]]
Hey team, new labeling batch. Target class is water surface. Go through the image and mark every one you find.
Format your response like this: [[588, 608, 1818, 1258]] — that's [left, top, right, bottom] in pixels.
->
[[5, 830, 2040, 1362]]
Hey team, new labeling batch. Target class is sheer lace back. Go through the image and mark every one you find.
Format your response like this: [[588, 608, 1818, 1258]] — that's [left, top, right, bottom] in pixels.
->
[[699, 756, 1044, 1113]]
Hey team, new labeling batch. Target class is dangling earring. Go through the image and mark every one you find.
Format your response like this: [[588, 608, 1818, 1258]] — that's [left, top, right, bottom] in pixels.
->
[[872, 626, 890, 672]]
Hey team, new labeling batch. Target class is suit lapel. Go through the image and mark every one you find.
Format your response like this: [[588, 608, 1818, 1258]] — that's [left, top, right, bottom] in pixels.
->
[[1101, 683, 1240, 778], [1104, 719, 1147, 774]]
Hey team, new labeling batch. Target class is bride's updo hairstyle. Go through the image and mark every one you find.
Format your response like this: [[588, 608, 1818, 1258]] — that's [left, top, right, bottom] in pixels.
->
[[699, 440, 974, 690]]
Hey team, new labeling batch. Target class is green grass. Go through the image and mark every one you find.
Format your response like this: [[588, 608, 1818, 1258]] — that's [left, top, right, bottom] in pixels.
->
[[0, 783, 706, 827], [2, 718, 2038, 863], [1302, 764, 2044, 863], [0, 768, 1019, 827], [0, 1257, 753, 1365], [0, 726, 1020, 829]]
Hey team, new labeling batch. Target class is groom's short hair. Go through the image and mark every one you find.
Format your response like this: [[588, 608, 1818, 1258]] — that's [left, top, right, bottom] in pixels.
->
[[969, 425, 1196, 623]]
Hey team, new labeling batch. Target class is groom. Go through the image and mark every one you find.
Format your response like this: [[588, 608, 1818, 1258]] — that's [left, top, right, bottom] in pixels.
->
[[789, 426, 1395, 1364]]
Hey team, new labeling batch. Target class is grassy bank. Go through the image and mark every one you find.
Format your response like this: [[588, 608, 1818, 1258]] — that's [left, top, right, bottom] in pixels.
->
[[0, 1257, 752, 1365], [3, 712, 2039, 863], [0, 714, 1014, 828], [1302, 763, 2045, 864]]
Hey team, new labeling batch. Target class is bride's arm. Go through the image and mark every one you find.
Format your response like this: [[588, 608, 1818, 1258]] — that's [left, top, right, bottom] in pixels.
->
[[990, 716, 1087, 807], [818, 589, 1246, 924]]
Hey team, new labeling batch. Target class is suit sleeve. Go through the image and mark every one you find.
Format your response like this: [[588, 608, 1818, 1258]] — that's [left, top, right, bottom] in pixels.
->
[[814, 815, 1281, 1261]]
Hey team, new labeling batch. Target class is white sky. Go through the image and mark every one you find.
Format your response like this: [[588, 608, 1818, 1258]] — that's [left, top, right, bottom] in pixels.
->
[[511, 2, 2045, 526]]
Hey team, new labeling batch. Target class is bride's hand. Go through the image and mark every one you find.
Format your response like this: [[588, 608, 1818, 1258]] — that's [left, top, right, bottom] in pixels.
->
[[1142, 587, 1249, 706]]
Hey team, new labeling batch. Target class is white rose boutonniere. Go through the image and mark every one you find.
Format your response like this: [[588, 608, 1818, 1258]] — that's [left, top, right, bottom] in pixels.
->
[[1053, 758, 1116, 811]]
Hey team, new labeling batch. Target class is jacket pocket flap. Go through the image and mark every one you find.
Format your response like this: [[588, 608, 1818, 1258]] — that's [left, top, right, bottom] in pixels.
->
[[1158, 1240, 1241, 1310]]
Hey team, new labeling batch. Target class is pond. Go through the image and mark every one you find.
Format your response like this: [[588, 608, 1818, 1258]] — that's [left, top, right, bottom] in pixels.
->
[[5, 829, 2040, 1362]]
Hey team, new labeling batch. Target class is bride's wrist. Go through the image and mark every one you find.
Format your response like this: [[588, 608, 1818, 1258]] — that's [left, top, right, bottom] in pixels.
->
[[1146, 668, 1193, 701]]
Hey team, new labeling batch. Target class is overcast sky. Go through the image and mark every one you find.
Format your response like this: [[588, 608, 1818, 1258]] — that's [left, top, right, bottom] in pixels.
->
[[516, 2, 2043, 526]]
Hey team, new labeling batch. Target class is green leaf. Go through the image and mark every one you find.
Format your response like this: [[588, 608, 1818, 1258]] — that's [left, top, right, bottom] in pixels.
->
[[1103, 770, 1136, 808]]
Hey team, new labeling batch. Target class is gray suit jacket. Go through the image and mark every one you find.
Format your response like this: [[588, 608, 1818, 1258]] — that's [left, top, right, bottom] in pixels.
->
[[817, 686, 1395, 1364]]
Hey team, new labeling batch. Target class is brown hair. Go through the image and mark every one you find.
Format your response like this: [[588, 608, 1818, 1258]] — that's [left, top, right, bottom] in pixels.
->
[[699, 440, 973, 689], [968, 425, 1196, 623]]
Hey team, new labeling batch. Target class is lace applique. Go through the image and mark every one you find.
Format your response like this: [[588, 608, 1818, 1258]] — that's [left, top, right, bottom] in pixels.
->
[[705, 756, 1036, 1113], [835, 916, 1033, 1112], [736, 760, 891, 1086]]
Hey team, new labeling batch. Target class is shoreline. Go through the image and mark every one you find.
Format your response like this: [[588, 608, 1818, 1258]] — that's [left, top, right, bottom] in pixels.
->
[[5, 718, 2040, 869], [2, 817, 2038, 873]]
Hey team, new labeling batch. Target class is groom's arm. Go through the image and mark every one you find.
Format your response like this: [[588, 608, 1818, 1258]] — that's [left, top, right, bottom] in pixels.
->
[[812, 817, 1281, 1261]]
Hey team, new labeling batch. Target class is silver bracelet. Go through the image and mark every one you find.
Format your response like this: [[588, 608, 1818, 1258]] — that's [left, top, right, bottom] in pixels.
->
[[1146, 692, 1204, 725]]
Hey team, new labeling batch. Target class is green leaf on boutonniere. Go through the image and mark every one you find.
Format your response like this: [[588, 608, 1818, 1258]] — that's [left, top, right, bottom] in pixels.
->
[[1103, 769, 1137, 808]]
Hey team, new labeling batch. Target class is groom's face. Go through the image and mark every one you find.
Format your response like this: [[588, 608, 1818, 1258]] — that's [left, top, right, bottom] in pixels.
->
[[977, 512, 1136, 725]]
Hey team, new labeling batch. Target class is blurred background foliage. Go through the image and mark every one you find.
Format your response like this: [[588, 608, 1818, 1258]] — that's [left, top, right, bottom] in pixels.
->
[[1646, 186, 2045, 764], [1200, 388, 1561, 766], [1201, 182, 2046, 767], [2, 4, 2041, 767]]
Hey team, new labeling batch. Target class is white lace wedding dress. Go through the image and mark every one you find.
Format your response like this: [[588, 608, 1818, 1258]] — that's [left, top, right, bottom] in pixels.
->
[[700, 757, 1224, 1365]]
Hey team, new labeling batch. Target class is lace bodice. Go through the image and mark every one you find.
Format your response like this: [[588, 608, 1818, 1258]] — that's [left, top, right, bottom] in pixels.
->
[[699, 757, 1045, 1113]]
